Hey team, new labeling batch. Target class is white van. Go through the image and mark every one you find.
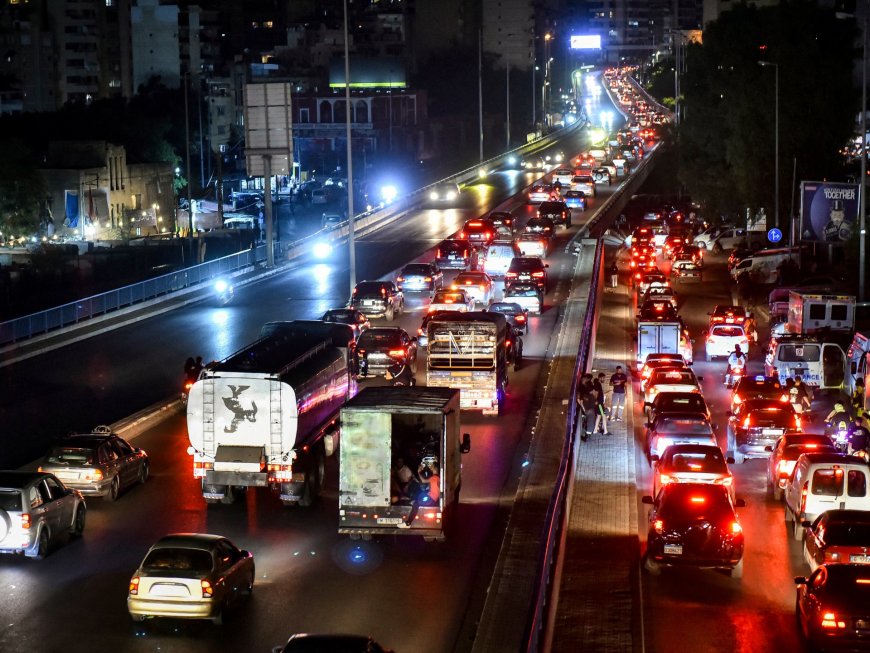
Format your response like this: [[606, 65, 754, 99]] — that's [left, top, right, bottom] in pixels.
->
[[729, 248, 798, 284], [483, 241, 521, 278], [763, 334, 846, 389], [784, 453, 870, 540]]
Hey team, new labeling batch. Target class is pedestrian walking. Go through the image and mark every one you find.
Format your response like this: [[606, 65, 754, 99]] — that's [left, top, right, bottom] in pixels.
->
[[609, 365, 628, 421], [594, 372, 610, 435], [609, 262, 619, 288]]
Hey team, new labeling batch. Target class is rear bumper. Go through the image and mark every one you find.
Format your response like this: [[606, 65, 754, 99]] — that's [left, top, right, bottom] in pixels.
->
[[128, 597, 217, 620]]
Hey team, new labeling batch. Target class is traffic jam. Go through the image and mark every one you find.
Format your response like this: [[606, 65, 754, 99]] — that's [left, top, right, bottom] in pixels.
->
[[0, 81, 655, 643], [618, 200, 870, 649]]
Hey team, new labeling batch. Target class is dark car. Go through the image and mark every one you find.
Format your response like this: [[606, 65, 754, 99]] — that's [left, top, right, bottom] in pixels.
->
[[321, 308, 371, 335], [730, 375, 787, 412], [355, 327, 417, 378], [487, 301, 529, 334], [537, 201, 571, 228], [643, 484, 745, 578], [795, 564, 870, 651], [727, 399, 801, 464], [349, 281, 404, 321], [396, 262, 443, 292], [803, 510, 870, 571], [39, 428, 149, 501], [637, 299, 678, 321], [461, 218, 496, 245], [488, 211, 516, 232], [275, 634, 394, 653], [645, 391, 711, 424], [435, 238, 478, 270], [505, 256, 549, 292], [524, 216, 557, 239]]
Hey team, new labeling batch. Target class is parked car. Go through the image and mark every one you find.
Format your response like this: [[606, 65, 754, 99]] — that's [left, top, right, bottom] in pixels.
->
[[0, 471, 86, 559], [795, 565, 870, 651], [127, 533, 254, 625], [38, 428, 149, 501]]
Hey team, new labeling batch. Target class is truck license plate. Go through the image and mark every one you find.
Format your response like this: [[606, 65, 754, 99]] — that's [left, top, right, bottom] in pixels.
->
[[851, 554, 870, 564], [762, 429, 781, 436], [377, 517, 404, 525], [663, 544, 683, 555]]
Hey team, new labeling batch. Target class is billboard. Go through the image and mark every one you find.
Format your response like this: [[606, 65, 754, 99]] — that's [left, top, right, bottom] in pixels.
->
[[244, 82, 293, 177], [800, 181, 859, 243], [570, 35, 602, 50]]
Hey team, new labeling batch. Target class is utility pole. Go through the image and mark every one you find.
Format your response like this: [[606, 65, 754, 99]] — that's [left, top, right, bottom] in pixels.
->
[[861, 9, 868, 301], [479, 29, 484, 162], [505, 54, 510, 149], [183, 72, 193, 240], [343, 0, 356, 294]]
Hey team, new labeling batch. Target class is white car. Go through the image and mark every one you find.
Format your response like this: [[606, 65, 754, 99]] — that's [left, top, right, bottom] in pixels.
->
[[450, 271, 494, 307], [644, 368, 702, 405], [646, 414, 718, 461], [483, 241, 520, 279], [504, 282, 543, 314], [515, 233, 549, 258], [570, 175, 596, 197], [694, 226, 744, 250], [705, 324, 749, 360], [429, 289, 474, 313], [552, 168, 574, 186]]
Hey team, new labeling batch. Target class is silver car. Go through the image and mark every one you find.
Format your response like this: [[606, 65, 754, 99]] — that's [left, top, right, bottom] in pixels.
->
[[128, 533, 255, 625], [39, 428, 149, 501], [0, 471, 86, 559]]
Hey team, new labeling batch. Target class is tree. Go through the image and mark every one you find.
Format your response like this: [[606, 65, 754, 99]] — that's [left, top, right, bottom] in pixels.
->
[[0, 140, 45, 235], [678, 1, 858, 222]]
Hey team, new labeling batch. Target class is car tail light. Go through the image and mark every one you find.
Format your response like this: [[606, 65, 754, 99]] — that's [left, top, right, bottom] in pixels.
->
[[479, 284, 486, 291], [800, 483, 808, 514], [780, 394, 788, 402], [436, 249, 441, 259], [714, 476, 734, 487], [129, 577, 140, 596], [388, 349, 406, 358], [83, 469, 103, 482], [743, 417, 751, 428], [396, 276, 404, 282], [730, 521, 742, 535], [532, 271, 544, 278], [690, 496, 706, 504], [824, 550, 842, 563], [733, 394, 742, 405], [821, 612, 846, 629], [516, 315, 526, 322], [425, 277, 432, 282], [201, 580, 214, 598], [20, 514, 31, 529], [653, 519, 664, 534], [659, 474, 673, 486], [506, 272, 517, 279], [463, 250, 469, 258], [459, 231, 465, 239]]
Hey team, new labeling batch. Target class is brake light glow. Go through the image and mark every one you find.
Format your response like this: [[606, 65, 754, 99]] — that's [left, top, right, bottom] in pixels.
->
[[730, 521, 742, 535], [425, 277, 432, 282], [800, 483, 808, 514], [825, 551, 842, 562], [388, 349, 406, 358], [193, 461, 214, 478], [267, 463, 292, 482], [20, 514, 31, 529], [690, 496, 706, 504], [129, 577, 140, 596], [743, 417, 751, 428], [653, 519, 664, 534], [821, 612, 846, 629], [714, 477, 734, 487], [83, 469, 104, 482], [659, 474, 673, 486], [468, 221, 482, 227], [532, 271, 544, 278], [201, 580, 213, 598], [396, 276, 404, 282]]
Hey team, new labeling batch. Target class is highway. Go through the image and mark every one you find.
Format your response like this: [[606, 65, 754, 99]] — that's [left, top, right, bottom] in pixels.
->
[[0, 108, 634, 650], [600, 208, 837, 652]]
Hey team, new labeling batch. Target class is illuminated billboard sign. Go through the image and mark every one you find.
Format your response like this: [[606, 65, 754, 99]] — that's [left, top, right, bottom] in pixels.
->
[[570, 35, 602, 50]]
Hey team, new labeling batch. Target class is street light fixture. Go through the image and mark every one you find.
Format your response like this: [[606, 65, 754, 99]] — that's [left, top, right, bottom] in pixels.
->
[[544, 33, 552, 128], [759, 60, 779, 237]]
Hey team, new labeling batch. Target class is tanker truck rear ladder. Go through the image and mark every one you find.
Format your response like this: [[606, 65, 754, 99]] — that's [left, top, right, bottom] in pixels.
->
[[202, 376, 216, 456]]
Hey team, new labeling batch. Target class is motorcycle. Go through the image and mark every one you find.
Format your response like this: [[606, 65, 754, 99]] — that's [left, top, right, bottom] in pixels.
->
[[725, 365, 744, 389], [826, 417, 851, 453], [214, 278, 234, 305]]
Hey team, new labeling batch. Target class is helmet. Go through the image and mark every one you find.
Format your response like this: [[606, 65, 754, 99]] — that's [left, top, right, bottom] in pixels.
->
[[420, 467, 433, 480], [834, 402, 846, 412], [734, 344, 742, 354]]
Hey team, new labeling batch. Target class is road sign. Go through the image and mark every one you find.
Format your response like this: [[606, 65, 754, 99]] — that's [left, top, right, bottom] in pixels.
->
[[767, 228, 783, 243]]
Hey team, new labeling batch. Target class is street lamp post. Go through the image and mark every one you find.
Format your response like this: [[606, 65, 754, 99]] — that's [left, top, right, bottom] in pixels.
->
[[343, 0, 356, 294], [543, 33, 552, 128], [759, 60, 779, 235], [861, 11, 867, 301], [479, 29, 484, 162], [505, 54, 510, 149]]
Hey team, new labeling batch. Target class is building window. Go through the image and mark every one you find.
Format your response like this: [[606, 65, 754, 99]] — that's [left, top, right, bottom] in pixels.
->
[[319, 100, 332, 123], [300, 107, 309, 123], [355, 100, 368, 123]]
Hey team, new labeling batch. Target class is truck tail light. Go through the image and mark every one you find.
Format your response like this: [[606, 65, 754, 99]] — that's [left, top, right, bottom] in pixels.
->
[[20, 514, 31, 529], [129, 577, 140, 596], [193, 461, 214, 478], [268, 464, 292, 482], [201, 580, 214, 598], [730, 521, 742, 535]]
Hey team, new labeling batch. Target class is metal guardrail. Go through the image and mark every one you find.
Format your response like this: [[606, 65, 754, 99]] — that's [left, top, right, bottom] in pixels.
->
[[521, 137, 663, 653], [0, 243, 277, 345]]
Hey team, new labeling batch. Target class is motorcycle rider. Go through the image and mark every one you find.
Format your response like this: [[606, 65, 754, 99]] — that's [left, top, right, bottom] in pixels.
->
[[852, 377, 866, 417], [826, 400, 854, 450], [726, 344, 747, 388]]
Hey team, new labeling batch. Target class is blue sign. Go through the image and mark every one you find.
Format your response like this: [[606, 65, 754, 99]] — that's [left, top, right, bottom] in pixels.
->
[[767, 228, 783, 243]]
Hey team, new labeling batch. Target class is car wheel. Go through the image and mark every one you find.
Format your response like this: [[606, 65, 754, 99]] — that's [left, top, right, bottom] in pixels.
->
[[386, 307, 395, 322], [104, 476, 120, 502], [71, 505, 86, 537], [729, 559, 744, 579], [643, 553, 661, 575], [139, 462, 149, 485], [34, 528, 50, 560]]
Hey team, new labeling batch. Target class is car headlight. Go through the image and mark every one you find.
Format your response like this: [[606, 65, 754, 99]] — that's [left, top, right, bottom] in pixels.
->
[[214, 279, 229, 293], [313, 241, 332, 258], [446, 191, 457, 200], [429, 191, 439, 201]]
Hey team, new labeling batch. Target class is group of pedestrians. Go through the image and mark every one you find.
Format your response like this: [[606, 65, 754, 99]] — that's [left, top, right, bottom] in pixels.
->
[[577, 365, 628, 442]]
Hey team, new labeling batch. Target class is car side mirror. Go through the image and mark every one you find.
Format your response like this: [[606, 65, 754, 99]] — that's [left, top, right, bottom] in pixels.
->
[[764, 445, 774, 452], [241, 549, 251, 557], [735, 498, 746, 508], [460, 433, 471, 454], [641, 495, 654, 505], [726, 457, 735, 464], [801, 520, 811, 529], [794, 576, 808, 586]]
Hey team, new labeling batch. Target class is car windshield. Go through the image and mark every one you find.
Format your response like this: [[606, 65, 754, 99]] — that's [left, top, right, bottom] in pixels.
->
[[659, 396, 706, 413], [817, 565, 870, 597], [711, 326, 745, 337], [322, 310, 357, 323], [142, 547, 214, 573], [433, 292, 466, 304], [357, 331, 402, 348], [402, 265, 431, 276], [778, 344, 821, 362], [46, 447, 95, 465], [655, 417, 712, 435], [507, 286, 540, 297], [354, 282, 388, 298], [0, 490, 21, 511], [663, 450, 727, 474], [658, 486, 733, 521]]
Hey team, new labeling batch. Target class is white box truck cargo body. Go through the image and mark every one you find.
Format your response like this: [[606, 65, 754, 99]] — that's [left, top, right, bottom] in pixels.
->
[[187, 330, 355, 506], [637, 321, 692, 365], [786, 291, 855, 335]]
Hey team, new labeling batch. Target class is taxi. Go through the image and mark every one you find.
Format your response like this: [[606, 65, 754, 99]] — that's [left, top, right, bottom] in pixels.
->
[[644, 368, 702, 405]]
